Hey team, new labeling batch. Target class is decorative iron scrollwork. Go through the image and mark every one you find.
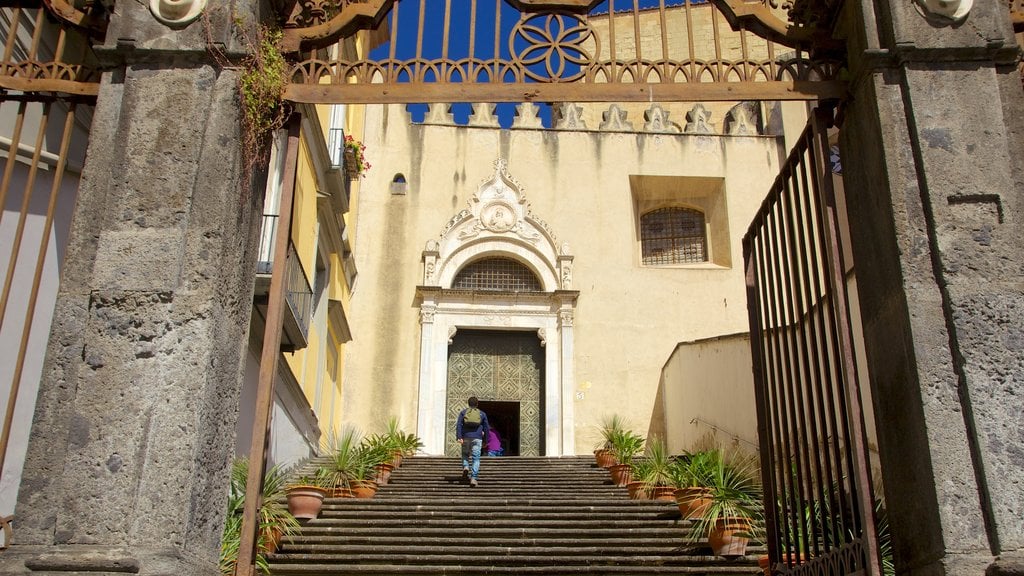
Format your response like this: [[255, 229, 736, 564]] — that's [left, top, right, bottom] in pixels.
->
[[42, 0, 108, 39], [278, 0, 393, 53], [511, 12, 597, 83]]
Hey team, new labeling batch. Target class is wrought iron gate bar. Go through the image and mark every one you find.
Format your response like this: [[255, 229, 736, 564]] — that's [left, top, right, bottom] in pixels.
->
[[743, 107, 880, 576], [283, 0, 844, 104], [0, 7, 101, 97]]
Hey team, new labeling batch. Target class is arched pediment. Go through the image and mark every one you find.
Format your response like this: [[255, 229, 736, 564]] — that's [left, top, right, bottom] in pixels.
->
[[422, 159, 572, 293]]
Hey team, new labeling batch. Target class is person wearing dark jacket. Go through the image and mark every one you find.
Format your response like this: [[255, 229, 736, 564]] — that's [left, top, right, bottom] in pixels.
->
[[456, 396, 490, 487]]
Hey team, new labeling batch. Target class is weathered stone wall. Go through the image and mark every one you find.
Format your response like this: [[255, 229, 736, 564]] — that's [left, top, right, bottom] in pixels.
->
[[839, 0, 1024, 573], [0, 2, 265, 574]]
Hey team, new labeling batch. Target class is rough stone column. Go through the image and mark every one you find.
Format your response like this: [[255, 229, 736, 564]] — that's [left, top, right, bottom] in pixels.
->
[[839, 0, 1024, 574], [0, 2, 266, 574]]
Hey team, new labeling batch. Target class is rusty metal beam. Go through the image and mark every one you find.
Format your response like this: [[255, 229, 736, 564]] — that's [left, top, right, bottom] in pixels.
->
[[0, 76, 100, 96], [285, 80, 845, 104], [41, 0, 107, 39], [280, 0, 394, 53], [234, 117, 302, 576]]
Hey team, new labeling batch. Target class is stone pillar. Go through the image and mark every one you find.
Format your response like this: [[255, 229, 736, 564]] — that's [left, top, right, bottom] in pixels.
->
[[0, 3, 265, 574], [839, 0, 1024, 574]]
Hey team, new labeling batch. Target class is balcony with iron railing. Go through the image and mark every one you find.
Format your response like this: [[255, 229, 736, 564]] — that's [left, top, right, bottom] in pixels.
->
[[254, 214, 312, 352]]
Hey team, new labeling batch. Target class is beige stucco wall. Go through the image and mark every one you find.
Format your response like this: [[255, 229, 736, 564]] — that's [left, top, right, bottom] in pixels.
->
[[656, 333, 758, 454], [341, 102, 786, 452]]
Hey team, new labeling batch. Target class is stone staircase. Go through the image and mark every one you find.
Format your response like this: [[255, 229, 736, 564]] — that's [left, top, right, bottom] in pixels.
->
[[268, 456, 763, 575]]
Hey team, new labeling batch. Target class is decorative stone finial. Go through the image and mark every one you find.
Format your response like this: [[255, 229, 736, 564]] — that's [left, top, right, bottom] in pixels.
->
[[555, 103, 587, 130], [599, 105, 633, 131], [469, 103, 501, 128], [512, 103, 544, 129], [643, 104, 680, 133], [684, 104, 715, 134], [150, 0, 206, 27], [425, 103, 455, 125], [725, 103, 758, 136]]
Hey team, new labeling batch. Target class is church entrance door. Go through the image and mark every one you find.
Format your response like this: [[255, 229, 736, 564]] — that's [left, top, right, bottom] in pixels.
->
[[445, 330, 544, 457]]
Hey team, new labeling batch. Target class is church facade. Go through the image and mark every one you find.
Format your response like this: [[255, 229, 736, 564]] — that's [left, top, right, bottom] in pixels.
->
[[341, 100, 798, 456]]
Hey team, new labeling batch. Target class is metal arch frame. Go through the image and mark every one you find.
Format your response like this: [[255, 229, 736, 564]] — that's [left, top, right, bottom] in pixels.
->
[[279, 0, 848, 105]]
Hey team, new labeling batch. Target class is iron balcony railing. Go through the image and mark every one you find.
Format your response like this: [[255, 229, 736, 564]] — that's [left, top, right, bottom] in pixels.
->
[[284, 243, 312, 341], [255, 213, 312, 346]]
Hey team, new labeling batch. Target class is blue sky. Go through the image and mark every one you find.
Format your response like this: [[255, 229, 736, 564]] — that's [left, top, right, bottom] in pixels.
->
[[367, 0, 699, 127]]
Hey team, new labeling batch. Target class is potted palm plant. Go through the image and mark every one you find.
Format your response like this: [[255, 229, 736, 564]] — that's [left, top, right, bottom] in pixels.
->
[[688, 450, 763, 558], [219, 458, 300, 574], [607, 427, 644, 487], [594, 414, 625, 468], [627, 457, 652, 499], [361, 433, 399, 485], [670, 448, 719, 519], [322, 426, 363, 498], [635, 437, 677, 501]]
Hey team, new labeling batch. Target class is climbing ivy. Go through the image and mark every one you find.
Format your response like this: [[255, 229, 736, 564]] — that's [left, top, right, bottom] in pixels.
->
[[238, 25, 288, 165]]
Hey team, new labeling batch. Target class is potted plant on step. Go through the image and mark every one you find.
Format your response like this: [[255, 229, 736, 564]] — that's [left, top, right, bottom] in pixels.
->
[[607, 427, 644, 487], [636, 437, 677, 501], [286, 467, 330, 520], [688, 450, 763, 558], [322, 426, 363, 498], [220, 458, 300, 574], [594, 414, 625, 468], [670, 449, 719, 519]]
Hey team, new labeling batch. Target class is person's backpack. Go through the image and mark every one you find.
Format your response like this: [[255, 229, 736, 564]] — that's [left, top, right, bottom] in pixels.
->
[[462, 407, 482, 431]]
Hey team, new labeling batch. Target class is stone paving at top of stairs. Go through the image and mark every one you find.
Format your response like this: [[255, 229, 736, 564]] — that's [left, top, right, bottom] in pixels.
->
[[268, 455, 763, 576]]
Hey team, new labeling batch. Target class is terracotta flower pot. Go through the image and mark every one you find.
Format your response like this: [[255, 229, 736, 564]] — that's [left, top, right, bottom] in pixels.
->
[[675, 486, 713, 519], [374, 463, 394, 485], [350, 479, 378, 499], [330, 486, 354, 498], [758, 552, 807, 575], [259, 526, 283, 555], [286, 485, 327, 520], [608, 463, 632, 487], [708, 517, 752, 558], [626, 480, 647, 500], [650, 485, 677, 502], [594, 448, 617, 468]]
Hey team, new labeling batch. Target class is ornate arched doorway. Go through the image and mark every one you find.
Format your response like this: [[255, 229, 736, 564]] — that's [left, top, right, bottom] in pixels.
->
[[415, 159, 578, 456]]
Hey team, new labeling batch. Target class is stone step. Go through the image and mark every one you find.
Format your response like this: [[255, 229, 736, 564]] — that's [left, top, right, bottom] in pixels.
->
[[276, 532, 724, 545], [271, 553, 760, 567], [268, 456, 761, 576], [264, 557, 761, 569], [315, 510, 686, 522]]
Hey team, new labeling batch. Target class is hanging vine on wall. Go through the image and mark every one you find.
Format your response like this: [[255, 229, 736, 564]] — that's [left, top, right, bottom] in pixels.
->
[[204, 11, 291, 198], [238, 24, 289, 172]]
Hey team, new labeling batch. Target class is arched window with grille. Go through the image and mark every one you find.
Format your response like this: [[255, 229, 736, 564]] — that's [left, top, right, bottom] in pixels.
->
[[640, 207, 708, 265], [452, 257, 543, 292]]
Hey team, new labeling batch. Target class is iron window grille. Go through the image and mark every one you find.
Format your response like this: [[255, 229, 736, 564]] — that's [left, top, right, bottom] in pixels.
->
[[641, 207, 708, 265], [452, 257, 542, 292]]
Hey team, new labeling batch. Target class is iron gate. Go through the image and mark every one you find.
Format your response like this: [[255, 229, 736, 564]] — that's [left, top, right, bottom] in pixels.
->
[[0, 5, 99, 549], [743, 106, 881, 576]]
